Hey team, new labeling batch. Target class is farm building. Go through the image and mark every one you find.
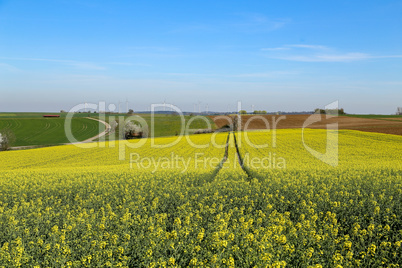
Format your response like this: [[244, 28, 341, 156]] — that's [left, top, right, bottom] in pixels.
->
[[43, 115, 60, 118]]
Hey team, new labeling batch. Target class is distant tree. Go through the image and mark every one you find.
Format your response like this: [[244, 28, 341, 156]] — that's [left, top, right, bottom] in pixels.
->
[[0, 129, 16, 151], [128, 109, 134, 115], [239, 110, 247, 115], [315, 108, 345, 115], [232, 116, 239, 131], [124, 121, 149, 139], [60, 110, 66, 113]]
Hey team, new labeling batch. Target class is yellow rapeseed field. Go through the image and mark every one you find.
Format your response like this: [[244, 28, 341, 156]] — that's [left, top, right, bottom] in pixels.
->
[[0, 129, 401, 267]]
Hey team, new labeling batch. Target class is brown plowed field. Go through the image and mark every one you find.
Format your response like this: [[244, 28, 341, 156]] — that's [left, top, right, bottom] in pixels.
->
[[209, 115, 402, 135]]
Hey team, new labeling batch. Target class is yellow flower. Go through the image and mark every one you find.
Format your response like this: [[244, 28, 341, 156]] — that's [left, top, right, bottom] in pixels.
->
[[343, 241, 352, 251], [368, 244, 376, 256], [197, 229, 205, 241]]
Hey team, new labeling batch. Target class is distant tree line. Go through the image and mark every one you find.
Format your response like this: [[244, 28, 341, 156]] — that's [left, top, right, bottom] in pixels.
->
[[238, 110, 267, 115], [314, 108, 345, 115], [253, 110, 267, 114]]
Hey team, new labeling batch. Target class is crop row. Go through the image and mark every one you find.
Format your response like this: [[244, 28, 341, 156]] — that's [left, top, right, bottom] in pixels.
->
[[0, 129, 401, 267]]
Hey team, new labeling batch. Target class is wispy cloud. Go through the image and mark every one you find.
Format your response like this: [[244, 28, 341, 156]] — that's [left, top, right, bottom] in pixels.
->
[[287, 44, 329, 50], [262, 44, 329, 51], [231, 13, 290, 33], [127, 46, 180, 52], [376, 55, 402, 59], [0, 57, 105, 70], [160, 71, 299, 79], [261, 47, 290, 51], [167, 24, 215, 34], [232, 71, 299, 78], [116, 46, 186, 59], [276, 53, 371, 62], [106, 62, 153, 67], [65, 61, 105, 70], [261, 44, 402, 62], [0, 63, 19, 72], [168, 13, 290, 34]]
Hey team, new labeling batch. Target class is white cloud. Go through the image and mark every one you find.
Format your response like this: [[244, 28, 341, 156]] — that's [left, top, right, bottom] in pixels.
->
[[168, 13, 290, 34], [261, 47, 290, 51], [65, 61, 105, 70], [376, 55, 402, 59], [232, 71, 299, 78], [261, 44, 402, 62], [262, 44, 329, 51], [231, 13, 290, 32], [0, 57, 105, 70], [276, 53, 371, 62], [287, 44, 329, 50], [0, 63, 19, 71]]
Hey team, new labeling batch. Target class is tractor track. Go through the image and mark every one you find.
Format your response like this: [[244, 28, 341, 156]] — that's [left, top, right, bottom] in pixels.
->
[[232, 132, 257, 181], [208, 131, 231, 181]]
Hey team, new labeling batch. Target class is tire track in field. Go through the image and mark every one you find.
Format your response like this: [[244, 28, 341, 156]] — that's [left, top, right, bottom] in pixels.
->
[[73, 117, 110, 143], [0, 119, 13, 129], [70, 118, 105, 142], [25, 120, 56, 143], [232, 132, 258, 181], [79, 118, 98, 139], [69, 119, 87, 138], [207, 132, 231, 182], [11, 117, 110, 149], [23, 121, 52, 142]]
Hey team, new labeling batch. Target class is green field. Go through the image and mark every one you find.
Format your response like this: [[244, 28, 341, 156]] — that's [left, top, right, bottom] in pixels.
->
[[345, 114, 402, 120], [0, 113, 216, 148], [98, 113, 216, 140], [0, 114, 104, 147]]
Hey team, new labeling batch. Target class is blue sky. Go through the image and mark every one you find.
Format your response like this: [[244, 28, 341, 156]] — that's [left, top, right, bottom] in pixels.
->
[[0, 0, 401, 113]]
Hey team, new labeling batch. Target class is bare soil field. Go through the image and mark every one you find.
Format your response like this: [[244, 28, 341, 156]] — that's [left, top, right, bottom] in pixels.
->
[[383, 118, 402, 121], [210, 115, 402, 135]]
